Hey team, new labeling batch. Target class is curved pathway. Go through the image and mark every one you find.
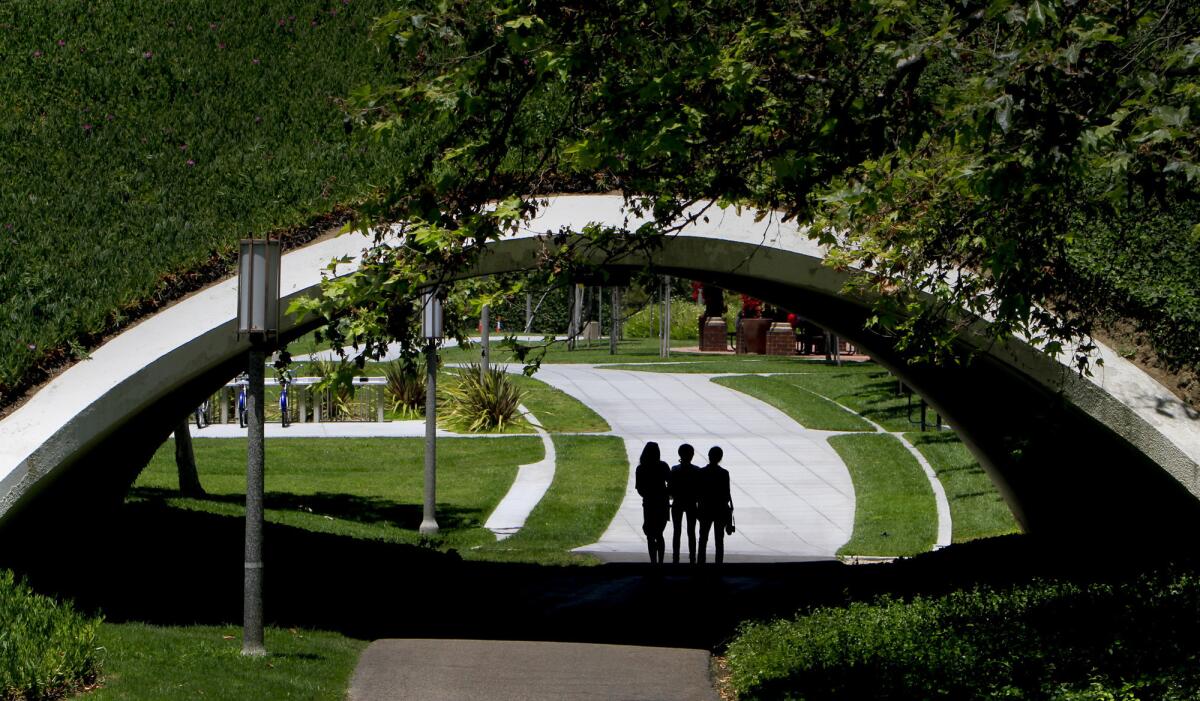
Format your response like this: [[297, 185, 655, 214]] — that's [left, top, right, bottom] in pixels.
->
[[529, 364, 855, 561]]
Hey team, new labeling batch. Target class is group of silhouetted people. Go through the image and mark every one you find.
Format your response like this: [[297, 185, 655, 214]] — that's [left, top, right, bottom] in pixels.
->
[[635, 442, 734, 565]]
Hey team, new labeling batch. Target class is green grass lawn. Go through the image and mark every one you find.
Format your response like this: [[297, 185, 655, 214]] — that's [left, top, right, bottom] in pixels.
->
[[439, 337, 708, 366], [136, 437, 543, 552], [769, 367, 914, 432], [474, 435, 628, 565], [1, 0, 421, 398], [509, 375, 610, 433], [601, 358, 858, 374], [712, 375, 873, 431], [89, 623, 364, 701], [907, 432, 1020, 543], [708, 365, 1020, 551], [828, 434, 937, 557]]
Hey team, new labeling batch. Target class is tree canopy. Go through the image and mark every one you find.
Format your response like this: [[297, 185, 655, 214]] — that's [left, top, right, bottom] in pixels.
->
[[295, 0, 1200, 375]]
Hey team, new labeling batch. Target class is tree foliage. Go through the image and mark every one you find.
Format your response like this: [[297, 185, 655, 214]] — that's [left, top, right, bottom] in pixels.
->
[[295, 0, 1200, 373]]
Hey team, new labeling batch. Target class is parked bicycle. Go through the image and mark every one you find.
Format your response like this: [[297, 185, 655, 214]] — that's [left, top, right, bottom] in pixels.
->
[[279, 378, 291, 428], [236, 375, 248, 428], [194, 397, 210, 429]]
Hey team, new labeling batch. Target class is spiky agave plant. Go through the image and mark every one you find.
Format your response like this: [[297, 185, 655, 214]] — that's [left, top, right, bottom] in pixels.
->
[[382, 357, 426, 417], [443, 363, 526, 432]]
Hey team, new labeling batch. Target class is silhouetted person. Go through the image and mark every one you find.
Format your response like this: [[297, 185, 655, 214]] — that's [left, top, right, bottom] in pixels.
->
[[668, 444, 700, 563], [697, 446, 733, 565], [635, 442, 670, 564]]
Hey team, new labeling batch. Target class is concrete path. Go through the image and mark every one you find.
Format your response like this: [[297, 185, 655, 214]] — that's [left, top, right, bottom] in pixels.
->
[[349, 639, 717, 701], [484, 406, 557, 539], [529, 364, 855, 561]]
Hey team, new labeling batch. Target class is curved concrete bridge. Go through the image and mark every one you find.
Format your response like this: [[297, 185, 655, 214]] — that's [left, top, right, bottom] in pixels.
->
[[2, 195, 1199, 551]]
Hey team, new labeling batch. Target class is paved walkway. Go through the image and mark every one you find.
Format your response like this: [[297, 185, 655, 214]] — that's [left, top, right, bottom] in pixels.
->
[[484, 406, 557, 539], [349, 639, 717, 701], [530, 364, 855, 561]]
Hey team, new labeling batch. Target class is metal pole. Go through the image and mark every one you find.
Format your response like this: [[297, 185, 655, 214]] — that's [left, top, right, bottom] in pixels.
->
[[661, 276, 672, 358], [480, 304, 490, 380], [566, 286, 576, 351], [609, 287, 619, 355], [243, 346, 266, 656], [525, 293, 532, 334], [420, 343, 439, 535]]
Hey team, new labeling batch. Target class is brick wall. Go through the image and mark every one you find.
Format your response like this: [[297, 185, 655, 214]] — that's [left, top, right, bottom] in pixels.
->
[[766, 322, 796, 356]]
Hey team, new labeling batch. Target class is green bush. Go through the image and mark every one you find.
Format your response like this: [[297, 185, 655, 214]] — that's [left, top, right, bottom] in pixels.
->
[[623, 299, 707, 340], [0, 569, 101, 700], [727, 571, 1200, 700], [443, 364, 527, 432]]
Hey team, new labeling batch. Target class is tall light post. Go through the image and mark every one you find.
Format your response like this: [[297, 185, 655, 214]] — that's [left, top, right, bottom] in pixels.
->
[[237, 238, 280, 657], [480, 303, 490, 380], [420, 288, 443, 536]]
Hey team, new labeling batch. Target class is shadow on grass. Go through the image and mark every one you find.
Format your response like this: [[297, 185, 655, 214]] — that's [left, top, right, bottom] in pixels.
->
[[129, 487, 485, 531], [2, 500, 1193, 650]]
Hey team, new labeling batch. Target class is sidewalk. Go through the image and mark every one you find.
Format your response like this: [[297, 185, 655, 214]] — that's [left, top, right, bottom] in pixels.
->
[[349, 639, 717, 701], [529, 364, 855, 561]]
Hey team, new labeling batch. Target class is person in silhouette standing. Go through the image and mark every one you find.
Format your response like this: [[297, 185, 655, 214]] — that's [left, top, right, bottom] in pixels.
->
[[697, 446, 733, 565], [635, 442, 671, 564], [668, 444, 700, 563]]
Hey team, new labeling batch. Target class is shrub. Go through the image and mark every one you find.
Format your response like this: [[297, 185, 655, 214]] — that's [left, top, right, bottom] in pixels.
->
[[443, 364, 526, 432], [382, 358, 426, 417], [726, 571, 1200, 700], [623, 299, 706, 340], [0, 569, 101, 700]]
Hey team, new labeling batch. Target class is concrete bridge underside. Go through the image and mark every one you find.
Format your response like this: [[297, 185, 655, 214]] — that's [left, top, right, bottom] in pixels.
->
[[2, 195, 1199, 557]]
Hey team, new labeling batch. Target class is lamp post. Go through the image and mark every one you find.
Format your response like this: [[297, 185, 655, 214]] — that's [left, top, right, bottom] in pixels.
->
[[480, 303, 490, 380], [236, 238, 280, 657], [420, 288, 443, 536]]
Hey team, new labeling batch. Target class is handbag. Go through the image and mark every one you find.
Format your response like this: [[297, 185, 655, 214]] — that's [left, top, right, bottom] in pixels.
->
[[725, 511, 736, 536]]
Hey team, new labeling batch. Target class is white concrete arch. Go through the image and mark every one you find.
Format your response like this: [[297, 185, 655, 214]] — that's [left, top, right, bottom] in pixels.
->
[[2, 195, 1198, 546]]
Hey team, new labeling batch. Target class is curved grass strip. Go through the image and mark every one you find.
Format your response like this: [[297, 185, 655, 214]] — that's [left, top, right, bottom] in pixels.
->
[[603, 358, 833, 374], [773, 369, 912, 432], [90, 623, 363, 700], [906, 432, 1020, 542], [510, 374, 610, 433], [135, 437, 542, 552], [828, 433, 936, 556], [477, 435, 627, 565], [713, 375, 873, 432]]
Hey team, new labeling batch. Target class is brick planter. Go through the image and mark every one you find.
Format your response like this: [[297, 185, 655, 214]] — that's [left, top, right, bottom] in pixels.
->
[[737, 318, 771, 354], [766, 322, 796, 356], [700, 317, 727, 351]]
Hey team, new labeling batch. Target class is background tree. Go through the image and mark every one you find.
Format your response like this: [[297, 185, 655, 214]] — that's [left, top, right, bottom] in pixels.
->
[[297, 0, 1199, 379]]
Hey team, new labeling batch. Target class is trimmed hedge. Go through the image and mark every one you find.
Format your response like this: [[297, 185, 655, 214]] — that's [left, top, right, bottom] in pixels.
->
[[727, 571, 1200, 700], [0, 570, 101, 700]]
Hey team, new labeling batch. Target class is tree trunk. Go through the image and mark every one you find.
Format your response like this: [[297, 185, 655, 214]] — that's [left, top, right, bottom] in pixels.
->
[[175, 421, 205, 497]]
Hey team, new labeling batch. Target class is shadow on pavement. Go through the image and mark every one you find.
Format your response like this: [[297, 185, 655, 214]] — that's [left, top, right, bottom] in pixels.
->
[[1, 500, 1189, 651]]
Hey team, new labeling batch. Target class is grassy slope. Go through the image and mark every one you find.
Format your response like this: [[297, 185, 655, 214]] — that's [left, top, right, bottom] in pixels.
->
[[0, 0, 408, 394], [712, 375, 873, 431], [510, 374, 610, 433], [907, 432, 1019, 542], [828, 433, 936, 556], [475, 435, 627, 564], [136, 437, 542, 551], [90, 624, 364, 701]]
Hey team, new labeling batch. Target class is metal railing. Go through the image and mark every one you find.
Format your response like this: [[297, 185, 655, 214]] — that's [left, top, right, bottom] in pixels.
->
[[194, 376, 390, 425]]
